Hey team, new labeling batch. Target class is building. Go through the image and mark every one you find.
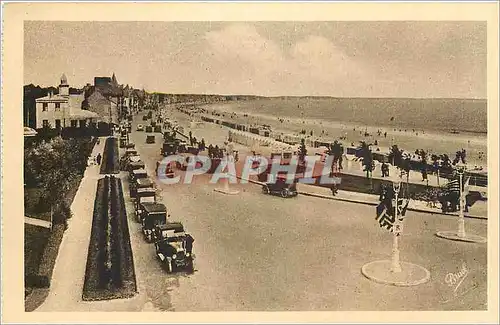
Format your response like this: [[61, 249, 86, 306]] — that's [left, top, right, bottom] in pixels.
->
[[84, 73, 127, 124], [35, 74, 98, 129]]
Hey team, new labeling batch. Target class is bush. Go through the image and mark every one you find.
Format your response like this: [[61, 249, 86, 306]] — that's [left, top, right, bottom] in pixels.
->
[[83, 176, 137, 301], [25, 224, 65, 288], [100, 137, 120, 175]]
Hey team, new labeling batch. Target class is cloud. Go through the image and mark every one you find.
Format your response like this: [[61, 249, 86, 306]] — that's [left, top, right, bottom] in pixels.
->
[[202, 24, 372, 96]]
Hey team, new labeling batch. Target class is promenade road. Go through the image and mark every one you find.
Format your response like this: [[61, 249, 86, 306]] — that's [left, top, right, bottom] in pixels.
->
[[127, 117, 487, 311]]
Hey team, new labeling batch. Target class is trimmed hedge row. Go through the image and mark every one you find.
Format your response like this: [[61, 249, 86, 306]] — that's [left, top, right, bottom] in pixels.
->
[[24, 224, 65, 288], [82, 176, 137, 301], [100, 137, 120, 175]]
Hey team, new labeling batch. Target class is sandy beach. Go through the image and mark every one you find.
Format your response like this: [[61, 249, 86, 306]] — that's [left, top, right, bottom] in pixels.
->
[[194, 101, 487, 170]]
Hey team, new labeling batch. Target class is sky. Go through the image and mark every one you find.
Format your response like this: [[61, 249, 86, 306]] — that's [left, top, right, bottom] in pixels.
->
[[24, 21, 486, 98]]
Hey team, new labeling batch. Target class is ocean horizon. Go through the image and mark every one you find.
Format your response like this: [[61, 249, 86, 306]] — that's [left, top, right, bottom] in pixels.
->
[[207, 97, 487, 136]]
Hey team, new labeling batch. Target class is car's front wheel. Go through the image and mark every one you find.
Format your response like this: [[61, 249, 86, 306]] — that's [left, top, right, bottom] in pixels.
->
[[262, 185, 270, 194], [280, 189, 289, 198]]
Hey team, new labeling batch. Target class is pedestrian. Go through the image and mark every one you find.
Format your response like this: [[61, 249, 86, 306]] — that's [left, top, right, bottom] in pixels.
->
[[184, 232, 195, 255], [96, 153, 102, 165], [156, 161, 160, 176]]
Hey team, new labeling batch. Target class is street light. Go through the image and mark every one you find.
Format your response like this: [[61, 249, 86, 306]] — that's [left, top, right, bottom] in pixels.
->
[[391, 177, 402, 273]]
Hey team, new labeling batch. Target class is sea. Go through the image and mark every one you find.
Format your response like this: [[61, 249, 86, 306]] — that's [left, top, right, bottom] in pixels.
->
[[214, 97, 487, 136]]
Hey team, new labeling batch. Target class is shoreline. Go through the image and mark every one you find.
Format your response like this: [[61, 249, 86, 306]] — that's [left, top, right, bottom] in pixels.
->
[[194, 103, 487, 169]]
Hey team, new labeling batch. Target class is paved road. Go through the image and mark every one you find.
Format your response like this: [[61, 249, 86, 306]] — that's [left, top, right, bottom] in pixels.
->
[[128, 114, 487, 311]]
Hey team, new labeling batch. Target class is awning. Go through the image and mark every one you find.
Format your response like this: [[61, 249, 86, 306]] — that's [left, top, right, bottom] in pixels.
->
[[24, 127, 38, 137]]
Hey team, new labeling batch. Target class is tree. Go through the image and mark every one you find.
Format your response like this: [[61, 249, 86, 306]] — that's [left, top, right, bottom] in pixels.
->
[[388, 145, 403, 168], [358, 141, 374, 180], [328, 140, 344, 171], [298, 138, 307, 164]]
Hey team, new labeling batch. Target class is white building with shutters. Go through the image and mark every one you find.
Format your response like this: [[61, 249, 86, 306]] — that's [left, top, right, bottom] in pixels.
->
[[35, 74, 98, 129]]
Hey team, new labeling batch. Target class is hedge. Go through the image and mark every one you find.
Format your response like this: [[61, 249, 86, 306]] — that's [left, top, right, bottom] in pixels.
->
[[100, 137, 120, 175], [83, 176, 137, 301]]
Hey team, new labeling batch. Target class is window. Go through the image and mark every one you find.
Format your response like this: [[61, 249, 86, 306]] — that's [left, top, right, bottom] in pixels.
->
[[71, 120, 77, 128], [55, 119, 61, 129], [42, 103, 48, 111], [55, 103, 61, 111], [42, 120, 49, 128]]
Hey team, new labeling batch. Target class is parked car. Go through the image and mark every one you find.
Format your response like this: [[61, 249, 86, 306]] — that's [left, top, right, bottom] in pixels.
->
[[153, 223, 195, 273], [137, 124, 145, 131], [146, 135, 156, 144], [140, 202, 167, 242], [146, 126, 153, 133], [261, 175, 298, 198], [135, 189, 158, 222], [125, 142, 136, 149], [126, 159, 145, 173], [142, 115, 149, 121], [154, 125, 162, 133], [161, 142, 176, 156], [130, 176, 154, 198], [130, 168, 148, 183]]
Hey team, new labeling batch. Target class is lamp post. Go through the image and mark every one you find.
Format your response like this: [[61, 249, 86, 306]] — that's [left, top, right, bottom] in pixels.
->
[[391, 178, 402, 273], [456, 164, 466, 238]]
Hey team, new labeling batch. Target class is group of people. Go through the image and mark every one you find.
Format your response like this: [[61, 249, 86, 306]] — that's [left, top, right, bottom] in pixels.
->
[[88, 153, 102, 166]]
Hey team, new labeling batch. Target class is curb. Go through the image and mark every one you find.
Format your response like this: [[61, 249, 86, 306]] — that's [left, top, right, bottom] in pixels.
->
[[235, 176, 487, 220], [298, 190, 487, 220]]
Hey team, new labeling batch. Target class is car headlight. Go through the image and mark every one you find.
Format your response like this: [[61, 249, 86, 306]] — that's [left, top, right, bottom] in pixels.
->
[[172, 254, 177, 260], [186, 253, 190, 257]]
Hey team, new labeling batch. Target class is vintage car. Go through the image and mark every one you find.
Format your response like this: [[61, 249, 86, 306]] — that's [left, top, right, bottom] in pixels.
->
[[176, 153, 203, 171], [140, 202, 167, 242], [145, 126, 153, 133], [151, 121, 157, 128], [161, 142, 176, 156], [127, 159, 145, 172], [154, 125, 162, 133], [130, 177, 154, 198], [146, 135, 156, 144], [261, 174, 298, 198], [130, 168, 148, 183], [137, 124, 145, 131], [153, 223, 195, 273], [135, 189, 158, 222], [119, 136, 128, 148], [125, 148, 138, 157], [125, 142, 136, 149], [142, 115, 149, 121]]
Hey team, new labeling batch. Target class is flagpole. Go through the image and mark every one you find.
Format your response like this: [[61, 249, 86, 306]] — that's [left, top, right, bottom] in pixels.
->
[[391, 179, 402, 273], [457, 168, 466, 238]]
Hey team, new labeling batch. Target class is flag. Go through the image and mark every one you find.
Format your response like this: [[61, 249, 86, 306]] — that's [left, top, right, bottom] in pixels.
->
[[445, 178, 461, 193], [376, 201, 396, 231]]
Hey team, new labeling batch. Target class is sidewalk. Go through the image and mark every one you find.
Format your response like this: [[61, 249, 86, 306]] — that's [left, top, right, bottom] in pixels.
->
[[34, 137, 107, 311], [295, 183, 487, 220]]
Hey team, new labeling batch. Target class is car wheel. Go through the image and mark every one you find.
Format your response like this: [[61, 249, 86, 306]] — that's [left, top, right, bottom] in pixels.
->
[[262, 185, 270, 194], [281, 189, 288, 198]]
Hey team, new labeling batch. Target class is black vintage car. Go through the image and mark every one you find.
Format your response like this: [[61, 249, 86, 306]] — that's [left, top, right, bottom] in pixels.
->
[[130, 177, 154, 198], [154, 125, 162, 133], [146, 135, 156, 144], [135, 188, 157, 221], [130, 168, 148, 183], [146, 126, 153, 133], [261, 175, 298, 198], [140, 202, 167, 242], [153, 223, 194, 273]]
